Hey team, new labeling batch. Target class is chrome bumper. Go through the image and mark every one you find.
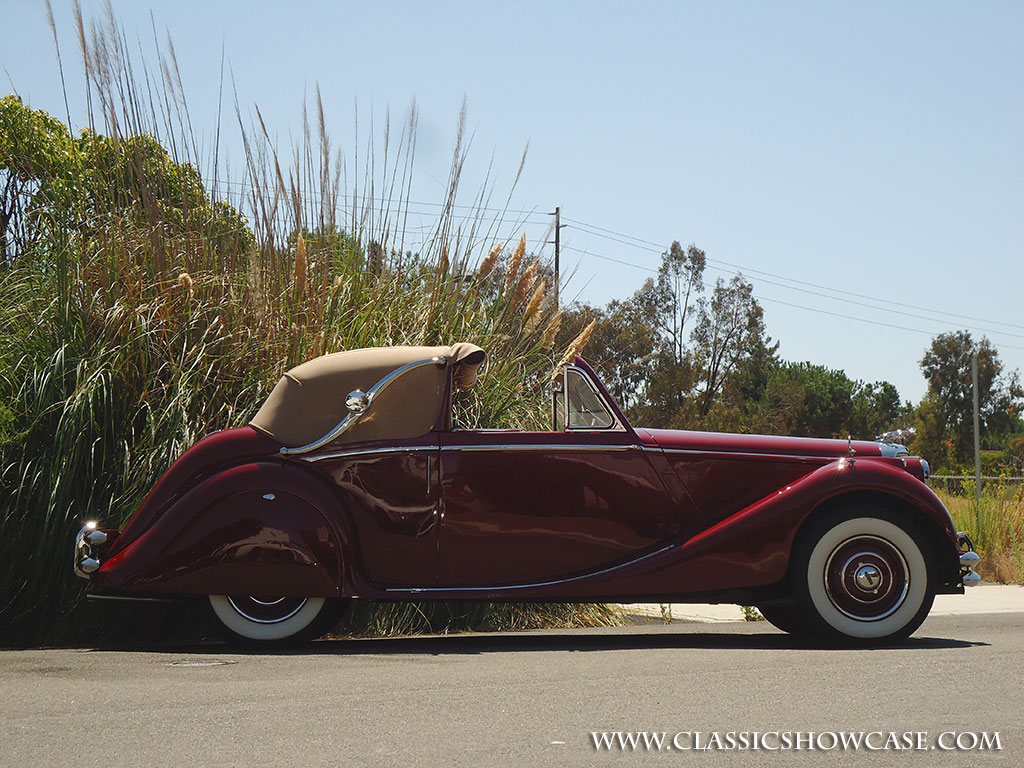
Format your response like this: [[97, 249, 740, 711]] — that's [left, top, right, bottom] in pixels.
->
[[73, 522, 107, 579], [957, 531, 981, 587]]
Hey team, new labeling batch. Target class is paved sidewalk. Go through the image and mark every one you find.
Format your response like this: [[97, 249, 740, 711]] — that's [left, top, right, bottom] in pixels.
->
[[622, 583, 1024, 623]]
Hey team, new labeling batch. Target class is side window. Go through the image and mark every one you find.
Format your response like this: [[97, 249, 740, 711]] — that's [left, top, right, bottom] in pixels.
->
[[565, 368, 614, 429]]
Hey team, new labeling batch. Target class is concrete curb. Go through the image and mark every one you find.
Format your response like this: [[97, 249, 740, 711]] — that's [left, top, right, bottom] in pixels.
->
[[621, 583, 1024, 624]]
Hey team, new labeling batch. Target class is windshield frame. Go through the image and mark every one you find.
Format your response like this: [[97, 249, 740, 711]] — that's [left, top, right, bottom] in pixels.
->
[[553, 365, 626, 433]]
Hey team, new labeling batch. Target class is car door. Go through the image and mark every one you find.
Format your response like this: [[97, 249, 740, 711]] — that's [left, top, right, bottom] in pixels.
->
[[307, 436, 440, 587], [435, 367, 698, 588]]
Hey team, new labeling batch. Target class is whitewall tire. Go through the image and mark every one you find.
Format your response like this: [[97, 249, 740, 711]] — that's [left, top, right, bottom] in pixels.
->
[[207, 595, 333, 644], [796, 512, 934, 644]]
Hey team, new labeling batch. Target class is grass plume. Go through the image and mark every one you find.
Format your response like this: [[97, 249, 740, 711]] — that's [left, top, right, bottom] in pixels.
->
[[0, 5, 621, 647]]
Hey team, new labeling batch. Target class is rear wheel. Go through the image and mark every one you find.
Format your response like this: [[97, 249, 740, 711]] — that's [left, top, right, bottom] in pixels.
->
[[793, 509, 934, 645], [207, 595, 341, 645]]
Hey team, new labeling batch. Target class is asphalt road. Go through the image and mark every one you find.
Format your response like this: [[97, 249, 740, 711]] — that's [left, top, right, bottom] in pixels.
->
[[1, 613, 1019, 767]]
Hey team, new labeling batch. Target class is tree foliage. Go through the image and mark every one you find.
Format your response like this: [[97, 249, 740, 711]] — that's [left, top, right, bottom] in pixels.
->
[[1, 94, 252, 271], [918, 331, 1023, 464], [557, 241, 926, 442], [691, 274, 769, 418], [1, 95, 75, 260]]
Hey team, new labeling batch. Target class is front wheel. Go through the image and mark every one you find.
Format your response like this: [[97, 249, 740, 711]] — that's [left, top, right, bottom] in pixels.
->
[[793, 510, 935, 645], [756, 599, 811, 636], [207, 595, 341, 645]]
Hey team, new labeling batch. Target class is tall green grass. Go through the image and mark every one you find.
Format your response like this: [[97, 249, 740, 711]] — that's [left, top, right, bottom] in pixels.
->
[[0, 4, 618, 647], [338, 601, 624, 638], [935, 483, 1024, 583]]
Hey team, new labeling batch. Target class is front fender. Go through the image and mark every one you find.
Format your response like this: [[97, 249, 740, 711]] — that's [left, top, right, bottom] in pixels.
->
[[92, 462, 349, 597], [652, 457, 960, 592]]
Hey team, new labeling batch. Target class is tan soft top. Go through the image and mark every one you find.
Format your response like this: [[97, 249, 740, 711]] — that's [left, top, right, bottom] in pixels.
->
[[251, 343, 485, 448]]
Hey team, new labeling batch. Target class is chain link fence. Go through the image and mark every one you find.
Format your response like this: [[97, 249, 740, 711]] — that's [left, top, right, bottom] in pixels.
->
[[929, 475, 1024, 496]]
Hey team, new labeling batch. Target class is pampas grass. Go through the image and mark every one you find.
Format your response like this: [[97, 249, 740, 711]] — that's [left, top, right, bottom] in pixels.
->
[[555, 318, 598, 375], [0, 3, 622, 647]]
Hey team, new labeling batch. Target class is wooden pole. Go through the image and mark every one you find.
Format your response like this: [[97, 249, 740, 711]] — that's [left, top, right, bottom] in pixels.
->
[[973, 350, 982, 532], [553, 206, 560, 309]]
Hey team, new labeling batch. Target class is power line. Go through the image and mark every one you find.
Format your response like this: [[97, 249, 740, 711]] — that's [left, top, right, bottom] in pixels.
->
[[699, 263, 1024, 341], [563, 217, 1024, 332], [210, 176, 549, 219], [207, 176, 556, 248], [201, 173, 1023, 342], [755, 295, 1024, 351], [559, 245, 1024, 352], [561, 216, 667, 251], [561, 245, 657, 273]]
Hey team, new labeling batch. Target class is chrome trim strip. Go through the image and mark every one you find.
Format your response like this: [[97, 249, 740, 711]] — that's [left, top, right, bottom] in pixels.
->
[[656, 447, 835, 463], [280, 356, 447, 456], [85, 593, 179, 604], [306, 442, 842, 461], [385, 543, 677, 594], [301, 445, 438, 462], [458, 428, 530, 432], [303, 442, 640, 461], [440, 443, 637, 453]]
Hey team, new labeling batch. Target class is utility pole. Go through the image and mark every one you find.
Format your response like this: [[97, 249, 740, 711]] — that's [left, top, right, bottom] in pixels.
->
[[550, 207, 563, 309], [972, 351, 983, 524]]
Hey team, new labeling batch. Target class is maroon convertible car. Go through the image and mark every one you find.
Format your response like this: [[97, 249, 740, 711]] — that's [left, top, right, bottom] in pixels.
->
[[74, 343, 980, 645]]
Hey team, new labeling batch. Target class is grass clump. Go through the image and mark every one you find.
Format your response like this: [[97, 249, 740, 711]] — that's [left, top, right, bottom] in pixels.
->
[[937, 483, 1024, 583], [337, 602, 624, 638]]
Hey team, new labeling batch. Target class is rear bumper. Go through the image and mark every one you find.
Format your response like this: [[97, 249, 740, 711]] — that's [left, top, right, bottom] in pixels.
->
[[73, 523, 119, 579]]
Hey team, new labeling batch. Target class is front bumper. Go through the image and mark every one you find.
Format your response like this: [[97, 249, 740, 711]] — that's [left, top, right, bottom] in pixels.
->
[[957, 531, 981, 586]]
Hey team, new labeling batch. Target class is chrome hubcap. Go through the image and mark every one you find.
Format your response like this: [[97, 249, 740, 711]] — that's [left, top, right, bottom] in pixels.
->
[[855, 564, 882, 592], [824, 535, 910, 621]]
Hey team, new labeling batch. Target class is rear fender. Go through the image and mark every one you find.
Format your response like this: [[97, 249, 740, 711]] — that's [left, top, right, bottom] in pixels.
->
[[93, 462, 352, 597]]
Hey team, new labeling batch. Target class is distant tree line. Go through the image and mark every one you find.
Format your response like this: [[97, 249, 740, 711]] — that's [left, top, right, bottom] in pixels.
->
[[557, 242, 1024, 472]]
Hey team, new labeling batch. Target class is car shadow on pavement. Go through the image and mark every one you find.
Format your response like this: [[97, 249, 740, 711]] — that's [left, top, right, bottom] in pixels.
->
[[88, 625, 989, 656]]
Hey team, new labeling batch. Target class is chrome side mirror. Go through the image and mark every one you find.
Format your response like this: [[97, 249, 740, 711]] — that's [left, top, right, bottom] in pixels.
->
[[345, 389, 370, 414]]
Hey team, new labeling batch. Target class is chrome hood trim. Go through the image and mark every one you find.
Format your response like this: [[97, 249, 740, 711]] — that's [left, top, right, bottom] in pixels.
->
[[877, 442, 911, 458]]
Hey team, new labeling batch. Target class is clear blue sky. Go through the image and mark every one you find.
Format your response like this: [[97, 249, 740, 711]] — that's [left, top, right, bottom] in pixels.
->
[[4, 0, 1022, 404]]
